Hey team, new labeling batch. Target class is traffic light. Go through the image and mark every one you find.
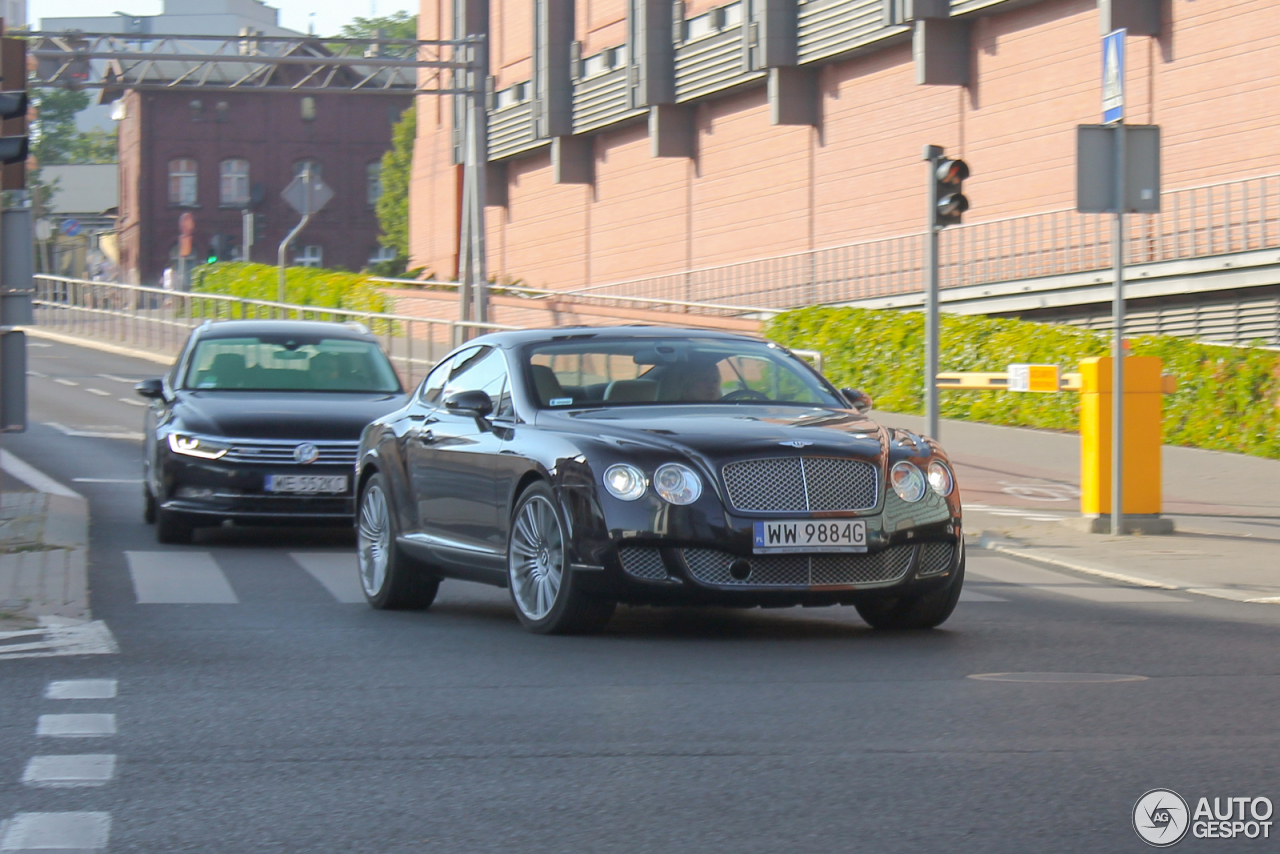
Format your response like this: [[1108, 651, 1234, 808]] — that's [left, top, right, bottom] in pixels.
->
[[254, 214, 267, 242], [207, 234, 230, 264], [932, 155, 969, 227], [0, 37, 28, 188]]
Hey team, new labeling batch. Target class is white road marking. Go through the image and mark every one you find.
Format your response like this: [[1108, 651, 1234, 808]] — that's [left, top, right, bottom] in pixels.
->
[[126, 551, 239, 604], [45, 680, 118, 700], [36, 714, 116, 738], [1021, 515, 1065, 522], [0, 451, 83, 498], [84, 388, 111, 397], [118, 397, 147, 407], [959, 589, 1008, 603], [969, 563, 1096, 587], [290, 552, 365, 603], [53, 378, 80, 387], [29, 341, 53, 348], [1034, 586, 1190, 604], [44, 422, 145, 441], [27, 370, 47, 378], [0, 812, 111, 850], [96, 374, 138, 384], [0, 619, 118, 661], [71, 478, 143, 484], [22, 755, 117, 788]]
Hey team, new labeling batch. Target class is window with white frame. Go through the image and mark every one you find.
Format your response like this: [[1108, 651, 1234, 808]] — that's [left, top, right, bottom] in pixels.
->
[[168, 158, 198, 206], [368, 245, 397, 266], [295, 245, 323, 268], [366, 161, 382, 207], [220, 158, 250, 207]]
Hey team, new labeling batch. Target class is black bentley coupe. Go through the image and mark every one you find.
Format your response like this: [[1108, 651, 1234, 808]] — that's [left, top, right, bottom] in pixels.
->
[[136, 319, 408, 543], [355, 326, 965, 634]]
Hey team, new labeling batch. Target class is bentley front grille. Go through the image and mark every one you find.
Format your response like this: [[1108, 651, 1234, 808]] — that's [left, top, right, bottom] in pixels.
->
[[619, 546, 668, 580], [916, 541, 955, 577], [681, 545, 915, 588], [721, 457, 878, 513]]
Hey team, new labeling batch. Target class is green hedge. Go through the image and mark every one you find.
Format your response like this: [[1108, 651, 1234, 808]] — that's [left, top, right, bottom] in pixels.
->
[[192, 263, 392, 314], [766, 307, 1280, 460]]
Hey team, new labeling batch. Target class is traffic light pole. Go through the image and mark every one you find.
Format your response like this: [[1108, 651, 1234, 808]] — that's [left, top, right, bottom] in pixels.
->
[[1111, 121, 1126, 536], [922, 145, 943, 441]]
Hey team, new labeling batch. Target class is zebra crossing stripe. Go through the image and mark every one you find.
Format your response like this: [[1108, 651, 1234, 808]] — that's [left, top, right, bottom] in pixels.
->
[[126, 551, 238, 604], [290, 552, 366, 603], [0, 811, 111, 850]]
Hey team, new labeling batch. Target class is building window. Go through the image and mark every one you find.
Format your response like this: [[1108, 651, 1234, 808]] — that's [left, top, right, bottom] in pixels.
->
[[220, 158, 250, 207], [366, 161, 382, 207], [368, 245, 397, 266], [293, 159, 322, 179], [168, 158, 198, 206], [295, 245, 323, 268]]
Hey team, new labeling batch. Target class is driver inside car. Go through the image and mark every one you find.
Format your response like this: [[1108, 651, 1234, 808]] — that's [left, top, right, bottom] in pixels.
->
[[675, 359, 724, 402]]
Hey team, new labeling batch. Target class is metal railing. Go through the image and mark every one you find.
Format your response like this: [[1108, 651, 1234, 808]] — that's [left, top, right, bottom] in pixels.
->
[[546, 171, 1280, 312], [32, 276, 519, 387]]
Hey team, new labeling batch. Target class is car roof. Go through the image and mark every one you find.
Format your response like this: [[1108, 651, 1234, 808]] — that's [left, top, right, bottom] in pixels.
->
[[464, 325, 767, 349], [193, 319, 376, 341]]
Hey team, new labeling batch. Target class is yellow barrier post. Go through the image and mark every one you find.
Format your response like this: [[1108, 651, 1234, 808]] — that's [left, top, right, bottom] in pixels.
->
[[1073, 356, 1174, 535]]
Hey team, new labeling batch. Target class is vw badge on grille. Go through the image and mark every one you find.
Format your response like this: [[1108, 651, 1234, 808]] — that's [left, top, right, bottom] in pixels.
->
[[293, 443, 320, 464], [778, 440, 812, 448]]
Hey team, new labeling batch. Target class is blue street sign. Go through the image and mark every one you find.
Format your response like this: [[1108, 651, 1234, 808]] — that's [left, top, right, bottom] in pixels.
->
[[61, 218, 81, 237], [1102, 29, 1125, 124]]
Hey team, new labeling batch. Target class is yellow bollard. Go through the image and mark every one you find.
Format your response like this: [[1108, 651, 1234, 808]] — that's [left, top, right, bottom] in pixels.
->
[[1076, 356, 1173, 534]]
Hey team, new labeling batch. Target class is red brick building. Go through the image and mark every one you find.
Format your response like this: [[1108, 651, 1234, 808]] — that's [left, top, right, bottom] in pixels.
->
[[407, 0, 1280, 337], [117, 88, 411, 285]]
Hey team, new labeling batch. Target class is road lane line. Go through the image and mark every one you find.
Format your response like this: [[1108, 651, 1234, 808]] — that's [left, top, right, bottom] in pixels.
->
[[968, 562, 1097, 586], [45, 680, 117, 700], [44, 422, 146, 441], [72, 478, 143, 485], [0, 812, 111, 850], [291, 552, 365, 603], [96, 374, 137, 383], [85, 388, 111, 397], [126, 551, 239, 604], [27, 370, 47, 378], [52, 378, 80, 387], [118, 397, 146, 407], [22, 755, 117, 788], [0, 451, 82, 498], [1032, 585, 1191, 603], [36, 714, 116, 738], [959, 589, 1008, 603]]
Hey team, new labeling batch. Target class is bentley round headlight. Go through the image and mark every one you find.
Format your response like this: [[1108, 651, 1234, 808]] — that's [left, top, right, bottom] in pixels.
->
[[890, 461, 926, 503], [927, 461, 954, 496], [653, 463, 702, 505], [603, 463, 647, 501]]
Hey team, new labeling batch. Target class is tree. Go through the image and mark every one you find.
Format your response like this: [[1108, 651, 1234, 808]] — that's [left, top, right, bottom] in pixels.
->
[[30, 88, 118, 166], [337, 12, 418, 41], [375, 103, 415, 263]]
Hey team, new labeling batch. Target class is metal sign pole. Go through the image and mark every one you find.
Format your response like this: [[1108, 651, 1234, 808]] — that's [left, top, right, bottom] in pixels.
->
[[922, 145, 942, 441], [1111, 120, 1125, 536]]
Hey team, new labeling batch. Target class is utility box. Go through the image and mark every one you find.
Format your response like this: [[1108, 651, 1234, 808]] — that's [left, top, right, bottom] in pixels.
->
[[1077, 124, 1161, 213]]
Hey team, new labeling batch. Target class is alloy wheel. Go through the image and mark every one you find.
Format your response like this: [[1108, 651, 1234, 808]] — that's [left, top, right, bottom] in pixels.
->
[[358, 483, 391, 597], [509, 495, 564, 620]]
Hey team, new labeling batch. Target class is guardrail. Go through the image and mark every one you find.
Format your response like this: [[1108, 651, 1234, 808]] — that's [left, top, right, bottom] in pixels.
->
[[541, 171, 1280, 312], [32, 276, 519, 387]]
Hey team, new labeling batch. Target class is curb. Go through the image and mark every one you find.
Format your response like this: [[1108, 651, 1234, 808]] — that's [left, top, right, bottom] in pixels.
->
[[0, 451, 90, 622], [26, 327, 174, 366], [977, 534, 1280, 605]]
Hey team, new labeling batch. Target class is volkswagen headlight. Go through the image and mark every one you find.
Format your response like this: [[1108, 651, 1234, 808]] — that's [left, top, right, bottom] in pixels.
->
[[167, 432, 230, 460], [890, 461, 926, 503], [653, 463, 702, 505], [603, 463, 647, 501], [927, 461, 954, 496]]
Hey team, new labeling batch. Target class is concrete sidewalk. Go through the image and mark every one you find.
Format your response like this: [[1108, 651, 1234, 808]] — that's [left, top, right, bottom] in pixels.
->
[[0, 451, 90, 630], [872, 412, 1280, 605]]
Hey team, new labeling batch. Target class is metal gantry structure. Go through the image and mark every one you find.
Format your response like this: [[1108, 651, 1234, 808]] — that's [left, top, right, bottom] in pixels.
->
[[27, 31, 492, 326]]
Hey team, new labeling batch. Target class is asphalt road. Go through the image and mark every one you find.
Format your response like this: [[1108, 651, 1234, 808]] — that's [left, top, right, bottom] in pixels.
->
[[2, 338, 1279, 853]]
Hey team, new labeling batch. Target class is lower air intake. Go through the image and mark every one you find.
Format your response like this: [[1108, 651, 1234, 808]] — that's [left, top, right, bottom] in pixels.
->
[[681, 546, 915, 587]]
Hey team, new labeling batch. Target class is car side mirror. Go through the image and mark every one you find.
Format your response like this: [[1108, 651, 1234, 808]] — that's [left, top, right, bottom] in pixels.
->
[[444, 389, 494, 417], [135, 378, 166, 400], [841, 387, 873, 415]]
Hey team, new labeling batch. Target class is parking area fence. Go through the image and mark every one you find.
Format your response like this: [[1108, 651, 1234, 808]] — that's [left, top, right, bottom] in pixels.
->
[[32, 276, 519, 387]]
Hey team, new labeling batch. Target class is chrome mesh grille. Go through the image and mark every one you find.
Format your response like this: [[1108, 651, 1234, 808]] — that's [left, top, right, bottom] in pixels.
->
[[721, 457, 878, 512], [223, 439, 359, 466], [619, 547, 667, 580], [682, 546, 915, 588], [916, 541, 955, 577]]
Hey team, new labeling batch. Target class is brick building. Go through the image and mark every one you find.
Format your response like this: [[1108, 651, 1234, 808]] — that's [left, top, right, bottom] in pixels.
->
[[116, 88, 411, 285], [407, 0, 1280, 339]]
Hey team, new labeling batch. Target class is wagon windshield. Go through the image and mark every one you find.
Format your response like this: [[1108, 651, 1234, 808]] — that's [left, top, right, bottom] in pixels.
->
[[525, 337, 843, 409]]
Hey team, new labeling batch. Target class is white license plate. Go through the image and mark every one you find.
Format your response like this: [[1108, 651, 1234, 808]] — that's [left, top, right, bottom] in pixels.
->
[[264, 475, 348, 494], [753, 519, 868, 553]]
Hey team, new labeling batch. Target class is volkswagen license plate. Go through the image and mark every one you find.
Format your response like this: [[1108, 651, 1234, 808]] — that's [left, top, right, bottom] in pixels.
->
[[265, 475, 348, 494], [753, 519, 867, 554]]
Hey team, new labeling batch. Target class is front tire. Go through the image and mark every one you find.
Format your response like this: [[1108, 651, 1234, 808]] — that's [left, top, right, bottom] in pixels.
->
[[143, 484, 157, 524], [357, 472, 439, 610], [507, 482, 614, 635], [854, 547, 965, 630]]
